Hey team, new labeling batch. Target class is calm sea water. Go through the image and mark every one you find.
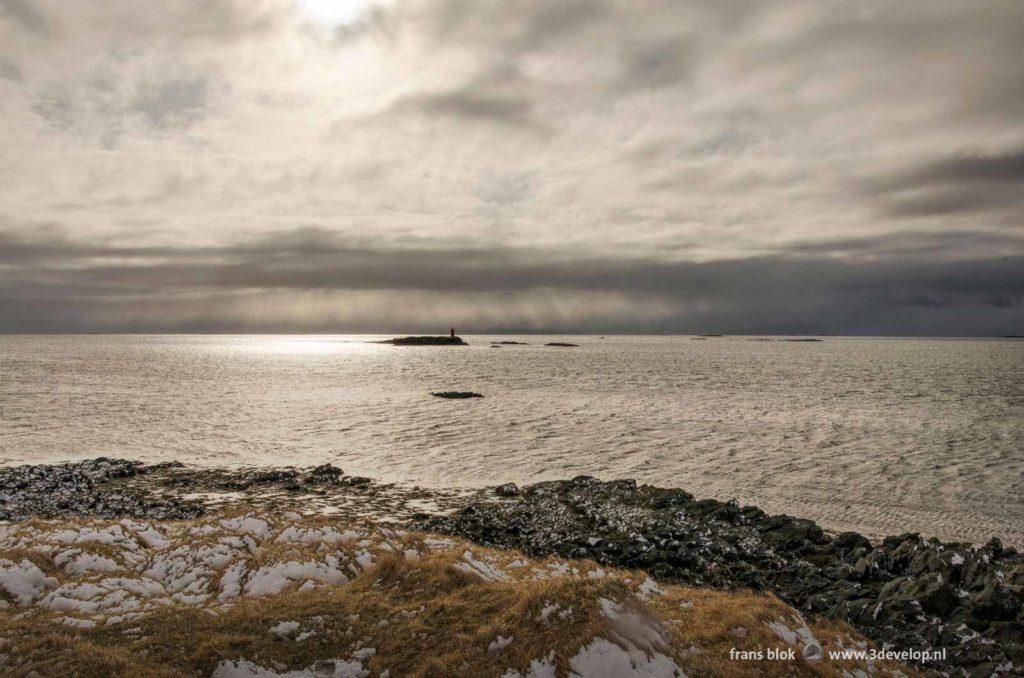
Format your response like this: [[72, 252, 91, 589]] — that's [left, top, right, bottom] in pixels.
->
[[2, 334, 1023, 546]]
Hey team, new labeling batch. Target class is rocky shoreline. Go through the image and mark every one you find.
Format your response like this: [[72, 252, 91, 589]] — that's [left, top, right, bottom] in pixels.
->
[[2, 460, 1021, 675], [420, 477, 1023, 676], [0, 458, 482, 524]]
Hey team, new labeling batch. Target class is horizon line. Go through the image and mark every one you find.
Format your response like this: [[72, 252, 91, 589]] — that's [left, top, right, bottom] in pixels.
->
[[2, 331, 1022, 339]]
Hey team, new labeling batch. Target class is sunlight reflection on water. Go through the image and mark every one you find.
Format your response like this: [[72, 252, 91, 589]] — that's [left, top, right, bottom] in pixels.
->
[[2, 334, 1023, 547]]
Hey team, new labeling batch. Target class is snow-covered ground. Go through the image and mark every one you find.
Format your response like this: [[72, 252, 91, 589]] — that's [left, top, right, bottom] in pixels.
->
[[0, 513, 914, 677]]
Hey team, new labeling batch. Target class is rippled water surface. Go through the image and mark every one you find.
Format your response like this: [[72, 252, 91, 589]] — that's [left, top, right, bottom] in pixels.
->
[[3, 335, 1023, 546]]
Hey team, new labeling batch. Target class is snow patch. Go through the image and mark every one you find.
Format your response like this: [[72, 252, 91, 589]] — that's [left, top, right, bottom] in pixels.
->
[[453, 551, 510, 583], [489, 635, 514, 654], [212, 658, 368, 677], [502, 651, 558, 678], [569, 637, 685, 678], [0, 559, 57, 605], [220, 517, 272, 539], [598, 598, 670, 654], [64, 553, 120, 576], [270, 620, 301, 637], [637, 577, 665, 598], [245, 560, 348, 597], [765, 615, 823, 662]]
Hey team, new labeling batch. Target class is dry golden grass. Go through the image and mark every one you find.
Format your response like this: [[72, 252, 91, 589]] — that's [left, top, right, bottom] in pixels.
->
[[0, 513, 917, 677]]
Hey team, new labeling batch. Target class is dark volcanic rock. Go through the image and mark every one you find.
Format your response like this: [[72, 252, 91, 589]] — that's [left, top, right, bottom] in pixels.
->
[[545, 342, 579, 347], [2, 458, 487, 527], [245, 469, 299, 484], [416, 477, 1024, 675], [0, 458, 203, 521], [305, 464, 344, 484], [431, 391, 484, 399], [495, 482, 520, 497], [380, 336, 468, 346]]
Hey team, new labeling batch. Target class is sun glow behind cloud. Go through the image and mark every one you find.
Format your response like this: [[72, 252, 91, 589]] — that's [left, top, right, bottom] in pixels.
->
[[294, 0, 376, 26]]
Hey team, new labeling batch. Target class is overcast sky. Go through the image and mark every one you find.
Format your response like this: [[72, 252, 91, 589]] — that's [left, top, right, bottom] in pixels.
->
[[1, 0, 1022, 334]]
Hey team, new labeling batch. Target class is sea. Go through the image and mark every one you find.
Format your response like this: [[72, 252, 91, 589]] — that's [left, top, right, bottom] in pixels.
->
[[2, 334, 1022, 547]]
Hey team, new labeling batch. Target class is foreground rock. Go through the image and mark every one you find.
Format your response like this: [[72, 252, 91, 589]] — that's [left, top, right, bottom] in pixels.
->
[[0, 512, 912, 677], [379, 335, 468, 346], [431, 391, 484, 399], [0, 458, 203, 521], [418, 476, 1024, 675], [4, 462, 1017, 674], [0, 459, 478, 523]]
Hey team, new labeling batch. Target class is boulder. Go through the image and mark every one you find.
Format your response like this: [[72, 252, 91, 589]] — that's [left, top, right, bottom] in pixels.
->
[[495, 483, 520, 497], [246, 469, 299, 484], [305, 464, 344, 484]]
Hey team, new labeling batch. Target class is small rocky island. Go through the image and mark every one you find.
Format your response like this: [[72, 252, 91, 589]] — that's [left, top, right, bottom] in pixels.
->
[[545, 342, 579, 347], [379, 335, 468, 346]]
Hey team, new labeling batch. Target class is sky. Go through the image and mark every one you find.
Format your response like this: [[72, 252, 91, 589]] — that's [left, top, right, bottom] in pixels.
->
[[0, 0, 1022, 335]]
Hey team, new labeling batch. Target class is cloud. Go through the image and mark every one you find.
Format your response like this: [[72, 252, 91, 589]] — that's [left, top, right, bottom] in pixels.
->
[[387, 88, 542, 130], [131, 78, 210, 129], [894, 150, 1024, 187], [861, 149, 1024, 217], [0, 55, 20, 80], [1, 226, 1021, 334], [0, 0, 49, 35], [1, 1, 1024, 334]]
